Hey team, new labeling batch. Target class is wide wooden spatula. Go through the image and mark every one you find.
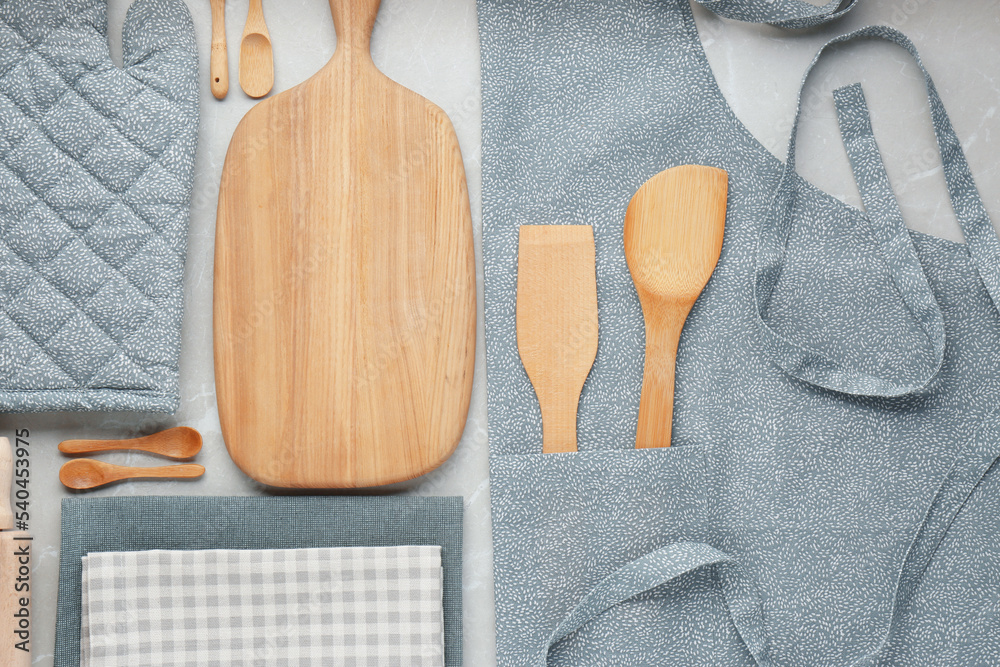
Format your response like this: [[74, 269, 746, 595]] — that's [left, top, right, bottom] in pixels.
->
[[215, 0, 476, 488], [517, 226, 599, 453], [625, 165, 728, 449]]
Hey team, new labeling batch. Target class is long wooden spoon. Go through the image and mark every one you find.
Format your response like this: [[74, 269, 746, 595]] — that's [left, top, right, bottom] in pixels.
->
[[59, 426, 203, 460], [60, 460, 205, 490], [240, 0, 273, 98], [517, 225, 599, 453], [625, 165, 728, 448]]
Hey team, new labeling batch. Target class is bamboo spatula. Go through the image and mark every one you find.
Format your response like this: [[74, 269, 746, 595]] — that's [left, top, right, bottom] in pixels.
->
[[517, 226, 599, 453], [625, 165, 728, 449], [215, 0, 476, 488]]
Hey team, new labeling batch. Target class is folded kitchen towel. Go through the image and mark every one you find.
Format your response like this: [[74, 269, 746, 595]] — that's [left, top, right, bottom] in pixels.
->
[[55, 496, 463, 667], [80, 546, 445, 667]]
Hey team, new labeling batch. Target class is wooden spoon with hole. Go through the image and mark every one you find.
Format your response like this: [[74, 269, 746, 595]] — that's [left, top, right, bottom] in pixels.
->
[[59, 427, 202, 460], [625, 165, 728, 448], [209, 0, 228, 99], [60, 460, 205, 491]]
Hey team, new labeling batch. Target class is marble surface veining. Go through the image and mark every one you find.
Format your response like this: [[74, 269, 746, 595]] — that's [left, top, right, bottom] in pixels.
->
[[6, 1, 999, 664]]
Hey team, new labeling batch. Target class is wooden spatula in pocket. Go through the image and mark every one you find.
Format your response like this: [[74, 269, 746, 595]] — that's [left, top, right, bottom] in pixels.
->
[[625, 165, 728, 449], [517, 226, 599, 454]]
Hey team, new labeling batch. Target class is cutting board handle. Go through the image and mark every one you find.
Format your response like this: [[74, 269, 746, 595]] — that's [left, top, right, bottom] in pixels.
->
[[330, 0, 383, 54]]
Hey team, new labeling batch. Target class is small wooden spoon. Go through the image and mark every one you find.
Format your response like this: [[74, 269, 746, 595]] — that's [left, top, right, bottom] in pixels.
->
[[60, 459, 205, 490], [210, 0, 229, 99], [240, 0, 273, 98], [59, 427, 203, 460], [625, 165, 728, 449]]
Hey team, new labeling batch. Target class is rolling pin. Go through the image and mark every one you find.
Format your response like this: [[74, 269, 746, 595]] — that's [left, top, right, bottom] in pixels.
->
[[0, 437, 31, 666]]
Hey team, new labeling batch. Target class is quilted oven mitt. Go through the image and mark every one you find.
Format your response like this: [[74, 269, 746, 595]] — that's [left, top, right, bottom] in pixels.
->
[[0, 0, 198, 413]]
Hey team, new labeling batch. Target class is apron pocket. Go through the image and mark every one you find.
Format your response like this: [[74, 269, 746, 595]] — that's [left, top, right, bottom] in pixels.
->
[[490, 446, 760, 666], [490, 411, 1000, 666]]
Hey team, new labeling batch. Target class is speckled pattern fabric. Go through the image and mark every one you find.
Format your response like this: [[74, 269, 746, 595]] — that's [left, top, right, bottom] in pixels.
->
[[698, 0, 862, 28], [0, 0, 198, 413], [479, 2, 1000, 665]]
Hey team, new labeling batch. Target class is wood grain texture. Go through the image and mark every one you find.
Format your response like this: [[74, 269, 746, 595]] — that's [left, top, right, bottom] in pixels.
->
[[625, 165, 728, 449], [59, 460, 206, 490], [58, 427, 203, 460], [0, 438, 10, 532], [239, 0, 273, 98], [0, 533, 31, 666], [215, 0, 476, 488], [517, 226, 598, 454], [0, 438, 31, 667], [209, 0, 228, 100]]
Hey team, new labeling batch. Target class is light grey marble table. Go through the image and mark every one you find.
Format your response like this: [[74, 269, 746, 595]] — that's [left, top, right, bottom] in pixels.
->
[[9, 1, 999, 664]]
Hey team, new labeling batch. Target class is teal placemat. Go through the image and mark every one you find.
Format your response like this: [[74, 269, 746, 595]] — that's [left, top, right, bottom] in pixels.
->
[[56, 496, 463, 666]]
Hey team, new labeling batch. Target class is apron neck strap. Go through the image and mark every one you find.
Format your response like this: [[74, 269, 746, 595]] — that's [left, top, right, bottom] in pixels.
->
[[832, 83, 908, 239], [830, 81, 950, 372], [756, 25, 1000, 397], [785, 27, 1000, 311], [695, 0, 861, 29], [834, 66, 1000, 310]]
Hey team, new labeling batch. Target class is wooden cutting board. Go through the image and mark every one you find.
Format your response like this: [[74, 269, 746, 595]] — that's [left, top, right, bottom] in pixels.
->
[[214, 0, 476, 488]]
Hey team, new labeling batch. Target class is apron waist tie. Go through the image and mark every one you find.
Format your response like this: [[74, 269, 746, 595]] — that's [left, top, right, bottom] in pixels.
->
[[538, 411, 1000, 666], [536, 542, 773, 667]]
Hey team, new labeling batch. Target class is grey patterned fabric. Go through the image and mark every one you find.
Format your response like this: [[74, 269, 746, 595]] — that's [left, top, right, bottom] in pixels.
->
[[55, 496, 464, 667], [696, 0, 862, 29], [479, 2, 1000, 665], [80, 546, 445, 666], [0, 0, 199, 413]]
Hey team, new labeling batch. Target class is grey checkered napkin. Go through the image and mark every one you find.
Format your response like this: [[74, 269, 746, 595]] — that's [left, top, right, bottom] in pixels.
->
[[80, 546, 445, 667]]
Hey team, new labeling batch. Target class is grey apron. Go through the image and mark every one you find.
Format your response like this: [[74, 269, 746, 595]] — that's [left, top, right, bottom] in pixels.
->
[[479, 1, 1000, 665]]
